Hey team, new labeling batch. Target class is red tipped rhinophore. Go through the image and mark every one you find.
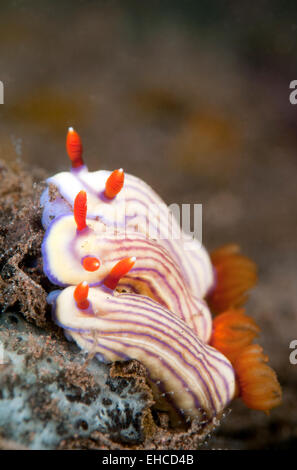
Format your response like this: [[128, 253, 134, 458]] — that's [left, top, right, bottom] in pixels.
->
[[105, 168, 124, 199], [74, 190, 87, 231], [104, 256, 136, 290], [66, 127, 83, 168], [83, 256, 101, 272], [74, 281, 89, 309]]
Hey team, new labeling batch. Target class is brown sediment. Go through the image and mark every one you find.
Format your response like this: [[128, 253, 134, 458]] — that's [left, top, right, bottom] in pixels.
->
[[0, 158, 218, 449], [59, 415, 220, 451]]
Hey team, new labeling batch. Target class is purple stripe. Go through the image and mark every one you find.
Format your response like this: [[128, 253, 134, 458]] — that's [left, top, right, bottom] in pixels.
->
[[124, 268, 209, 337], [104, 248, 194, 313], [101, 239, 209, 331], [92, 233, 193, 308], [125, 267, 185, 320]]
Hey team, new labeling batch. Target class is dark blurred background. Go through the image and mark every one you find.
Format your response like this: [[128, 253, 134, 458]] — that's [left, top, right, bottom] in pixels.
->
[[0, 0, 296, 449]]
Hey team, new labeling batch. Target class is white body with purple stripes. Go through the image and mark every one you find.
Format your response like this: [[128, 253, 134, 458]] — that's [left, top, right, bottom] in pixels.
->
[[40, 164, 236, 425]]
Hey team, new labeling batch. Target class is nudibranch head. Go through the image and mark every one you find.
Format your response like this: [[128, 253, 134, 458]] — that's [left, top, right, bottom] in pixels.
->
[[66, 127, 83, 169]]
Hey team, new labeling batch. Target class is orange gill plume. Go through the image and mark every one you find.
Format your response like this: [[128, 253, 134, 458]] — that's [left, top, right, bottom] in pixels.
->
[[210, 308, 260, 364], [210, 308, 281, 412], [234, 344, 282, 412], [105, 169, 125, 199], [104, 256, 136, 290], [66, 127, 83, 168], [74, 190, 87, 231], [207, 244, 258, 314]]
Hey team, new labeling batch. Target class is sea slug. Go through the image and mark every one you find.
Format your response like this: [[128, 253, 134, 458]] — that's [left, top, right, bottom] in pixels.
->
[[40, 128, 282, 429]]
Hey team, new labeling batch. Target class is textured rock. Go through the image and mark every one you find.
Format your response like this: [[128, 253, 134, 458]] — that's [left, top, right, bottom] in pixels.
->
[[0, 311, 154, 449]]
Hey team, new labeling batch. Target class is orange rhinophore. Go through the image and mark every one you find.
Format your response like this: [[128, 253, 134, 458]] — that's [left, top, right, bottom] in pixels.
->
[[105, 168, 125, 199], [83, 256, 101, 272], [210, 309, 260, 364], [66, 127, 83, 168], [207, 244, 258, 314], [74, 190, 87, 231], [234, 344, 282, 412], [74, 281, 89, 309], [104, 256, 136, 290]]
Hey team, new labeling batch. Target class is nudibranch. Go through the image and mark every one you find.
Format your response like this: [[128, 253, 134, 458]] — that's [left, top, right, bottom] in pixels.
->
[[40, 128, 282, 428]]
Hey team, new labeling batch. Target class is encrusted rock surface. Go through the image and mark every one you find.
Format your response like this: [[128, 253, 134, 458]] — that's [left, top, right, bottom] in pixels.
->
[[0, 312, 155, 448]]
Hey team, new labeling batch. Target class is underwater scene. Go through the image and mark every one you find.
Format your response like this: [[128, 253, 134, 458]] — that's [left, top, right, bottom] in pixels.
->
[[0, 1, 296, 452]]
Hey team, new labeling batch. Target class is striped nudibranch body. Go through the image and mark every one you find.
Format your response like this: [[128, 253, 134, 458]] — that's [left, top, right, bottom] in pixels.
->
[[42, 214, 212, 342], [40, 128, 281, 423], [52, 286, 236, 425], [41, 166, 214, 299], [40, 128, 236, 424]]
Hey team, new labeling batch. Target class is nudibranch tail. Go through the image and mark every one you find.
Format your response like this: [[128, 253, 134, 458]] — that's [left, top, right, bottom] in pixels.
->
[[66, 127, 84, 168], [74, 281, 89, 309], [83, 256, 101, 272], [210, 309, 260, 364], [234, 344, 282, 412], [104, 256, 136, 290], [207, 244, 258, 314], [74, 190, 87, 231], [105, 168, 125, 199]]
